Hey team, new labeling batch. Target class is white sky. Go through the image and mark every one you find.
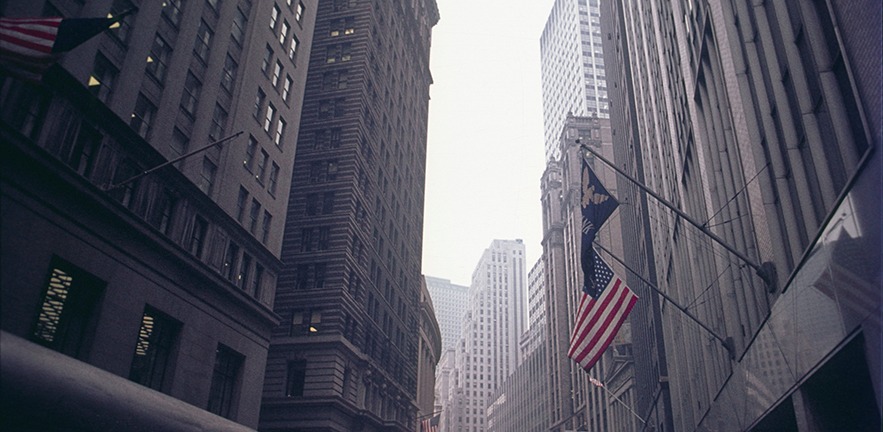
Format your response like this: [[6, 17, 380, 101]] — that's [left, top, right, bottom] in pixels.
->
[[421, 0, 555, 286]]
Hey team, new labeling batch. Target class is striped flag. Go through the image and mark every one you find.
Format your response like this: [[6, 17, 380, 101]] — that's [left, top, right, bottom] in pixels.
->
[[568, 253, 638, 371], [0, 12, 131, 80], [420, 414, 440, 432]]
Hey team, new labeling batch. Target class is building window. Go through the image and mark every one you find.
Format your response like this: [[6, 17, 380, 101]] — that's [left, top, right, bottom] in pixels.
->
[[252, 264, 264, 298], [146, 34, 172, 83], [223, 242, 240, 280], [263, 103, 276, 132], [262, 45, 273, 74], [221, 54, 238, 93], [243, 136, 257, 171], [261, 211, 272, 243], [268, 163, 279, 196], [161, 0, 185, 27], [274, 118, 286, 146], [285, 360, 307, 397], [291, 310, 321, 335], [110, 0, 135, 45], [288, 35, 299, 60], [207, 345, 244, 419], [209, 104, 227, 140], [32, 257, 105, 359], [206, 0, 221, 13], [249, 199, 261, 233], [128, 306, 181, 393], [282, 75, 293, 102], [194, 20, 213, 63], [171, 127, 189, 155], [272, 60, 283, 87], [317, 227, 330, 250], [253, 88, 266, 119], [189, 215, 208, 256], [269, 4, 280, 30], [325, 44, 351, 63], [236, 186, 248, 222], [238, 254, 251, 289], [148, 188, 176, 234], [295, 1, 305, 22], [89, 53, 117, 102], [256, 149, 269, 182], [199, 156, 217, 194], [180, 71, 202, 117], [279, 20, 290, 46], [295, 264, 309, 289], [130, 93, 156, 139], [231, 7, 247, 45], [301, 228, 314, 252]]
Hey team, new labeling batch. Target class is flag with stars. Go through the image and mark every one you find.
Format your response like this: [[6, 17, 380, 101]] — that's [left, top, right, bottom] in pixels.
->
[[581, 158, 618, 295], [568, 253, 638, 371]]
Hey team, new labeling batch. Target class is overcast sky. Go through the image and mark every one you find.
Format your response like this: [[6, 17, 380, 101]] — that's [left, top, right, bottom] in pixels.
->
[[421, 0, 555, 286]]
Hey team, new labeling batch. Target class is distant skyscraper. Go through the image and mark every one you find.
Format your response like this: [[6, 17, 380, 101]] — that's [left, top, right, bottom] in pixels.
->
[[521, 258, 546, 356], [443, 239, 528, 432], [540, 0, 608, 160], [259, 0, 439, 431], [425, 276, 469, 353]]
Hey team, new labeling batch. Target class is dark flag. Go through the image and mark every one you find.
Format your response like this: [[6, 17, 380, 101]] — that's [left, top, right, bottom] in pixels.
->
[[420, 414, 440, 432], [580, 158, 618, 295], [568, 253, 638, 371], [0, 12, 132, 80]]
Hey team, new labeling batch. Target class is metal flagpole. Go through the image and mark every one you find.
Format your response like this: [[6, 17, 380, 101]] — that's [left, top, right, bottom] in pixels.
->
[[578, 142, 775, 290], [589, 377, 647, 425], [106, 131, 243, 191], [594, 242, 737, 360]]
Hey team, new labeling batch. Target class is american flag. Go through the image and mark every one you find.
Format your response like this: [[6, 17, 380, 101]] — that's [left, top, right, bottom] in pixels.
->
[[0, 13, 130, 79], [420, 414, 440, 432], [568, 253, 638, 371]]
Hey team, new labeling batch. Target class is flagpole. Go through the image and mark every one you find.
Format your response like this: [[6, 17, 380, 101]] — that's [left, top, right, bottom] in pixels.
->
[[590, 377, 646, 425], [593, 242, 737, 360], [578, 142, 775, 291], [106, 131, 243, 191]]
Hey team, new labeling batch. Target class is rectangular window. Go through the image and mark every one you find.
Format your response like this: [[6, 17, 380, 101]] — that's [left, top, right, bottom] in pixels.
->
[[238, 254, 251, 289], [249, 199, 260, 233], [180, 71, 202, 117], [288, 35, 299, 60], [236, 186, 248, 222], [314, 264, 326, 289], [221, 54, 238, 92], [244, 136, 257, 171], [162, 0, 185, 27], [110, 0, 135, 44], [295, 1, 305, 22], [270, 5, 280, 30], [272, 61, 283, 87], [89, 53, 117, 102], [130, 93, 156, 139], [253, 88, 266, 119], [171, 128, 189, 155], [274, 118, 286, 146], [189, 215, 208, 256], [194, 20, 213, 63], [261, 211, 272, 243], [252, 264, 264, 298], [301, 228, 313, 252], [148, 188, 176, 234], [264, 103, 276, 132], [146, 34, 172, 83], [268, 163, 279, 196], [207, 345, 244, 419], [295, 265, 309, 290], [231, 7, 247, 45], [223, 242, 240, 280], [199, 157, 217, 194], [285, 360, 307, 397], [282, 76, 293, 102], [209, 104, 227, 140], [317, 227, 330, 250], [32, 257, 105, 359], [279, 20, 290, 45], [129, 306, 181, 393], [256, 149, 269, 182], [262, 45, 273, 74], [290, 310, 321, 334]]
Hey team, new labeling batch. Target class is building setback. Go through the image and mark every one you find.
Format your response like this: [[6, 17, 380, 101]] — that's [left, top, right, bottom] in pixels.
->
[[0, 0, 316, 428], [600, 0, 881, 430], [258, 0, 439, 431]]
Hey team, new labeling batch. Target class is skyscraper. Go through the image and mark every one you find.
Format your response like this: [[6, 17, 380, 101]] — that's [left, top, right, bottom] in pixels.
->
[[443, 239, 528, 432], [601, 0, 880, 430], [425, 275, 469, 353], [258, 1, 439, 431], [0, 0, 316, 428], [540, 0, 608, 160]]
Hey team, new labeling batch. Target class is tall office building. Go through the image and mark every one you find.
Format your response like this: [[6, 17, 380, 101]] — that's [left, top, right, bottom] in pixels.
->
[[1, 0, 315, 429], [520, 258, 546, 356], [600, 0, 880, 430], [425, 275, 469, 353], [258, 1, 439, 431], [443, 239, 528, 432], [540, 0, 608, 160]]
